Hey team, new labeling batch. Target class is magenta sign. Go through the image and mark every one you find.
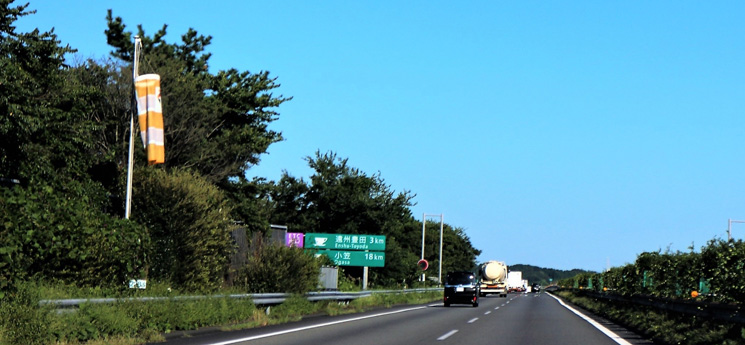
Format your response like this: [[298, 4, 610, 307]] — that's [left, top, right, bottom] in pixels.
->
[[286, 232, 304, 248]]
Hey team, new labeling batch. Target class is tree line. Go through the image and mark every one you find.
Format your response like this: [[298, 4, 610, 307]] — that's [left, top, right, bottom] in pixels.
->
[[0, 2, 481, 296]]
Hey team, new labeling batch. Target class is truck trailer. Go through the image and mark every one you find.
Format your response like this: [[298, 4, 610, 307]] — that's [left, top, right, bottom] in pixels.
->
[[478, 261, 508, 297]]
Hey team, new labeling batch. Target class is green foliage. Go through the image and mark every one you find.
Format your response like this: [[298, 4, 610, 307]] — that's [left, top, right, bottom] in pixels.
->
[[52, 303, 139, 342], [268, 295, 318, 322], [45, 297, 257, 343], [0, 282, 53, 345], [222, 176, 273, 238], [560, 239, 745, 304], [701, 239, 745, 303], [439, 225, 481, 273], [131, 168, 233, 292], [1, 280, 439, 344], [0, 183, 149, 294], [236, 239, 322, 294], [0, 1, 101, 187], [556, 290, 745, 345]]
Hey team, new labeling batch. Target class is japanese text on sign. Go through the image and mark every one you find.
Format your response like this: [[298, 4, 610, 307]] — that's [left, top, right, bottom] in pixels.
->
[[305, 233, 386, 251], [314, 250, 385, 267]]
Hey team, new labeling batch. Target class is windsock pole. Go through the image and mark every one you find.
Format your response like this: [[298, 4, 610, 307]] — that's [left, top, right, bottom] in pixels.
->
[[124, 36, 142, 219]]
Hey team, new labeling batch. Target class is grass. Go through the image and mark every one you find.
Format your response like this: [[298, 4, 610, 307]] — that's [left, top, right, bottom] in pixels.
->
[[223, 291, 443, 331], [553, 290, 745, 345], [0, 282, 442, 345]]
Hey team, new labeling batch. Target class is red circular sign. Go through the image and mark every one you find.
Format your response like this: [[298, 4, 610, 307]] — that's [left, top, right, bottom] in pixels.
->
[[417, 259, 429, 271]]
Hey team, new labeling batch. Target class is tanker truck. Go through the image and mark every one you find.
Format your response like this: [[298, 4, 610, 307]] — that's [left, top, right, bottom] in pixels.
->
[[478, 261, 508, 297]]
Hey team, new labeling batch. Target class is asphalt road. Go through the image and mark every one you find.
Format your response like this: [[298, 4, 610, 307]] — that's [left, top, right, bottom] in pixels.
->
[[155, 292, 654, 345]]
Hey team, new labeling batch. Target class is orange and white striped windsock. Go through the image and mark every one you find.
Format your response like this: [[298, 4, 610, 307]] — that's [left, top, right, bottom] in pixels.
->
[[134, 74, 165, 165]]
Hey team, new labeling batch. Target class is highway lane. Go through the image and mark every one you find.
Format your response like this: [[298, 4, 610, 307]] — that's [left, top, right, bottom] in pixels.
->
[[158, 292, 652, 345]]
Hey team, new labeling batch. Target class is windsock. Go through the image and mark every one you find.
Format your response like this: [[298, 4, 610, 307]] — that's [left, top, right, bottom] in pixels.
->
[[134, 74, 165, 165]]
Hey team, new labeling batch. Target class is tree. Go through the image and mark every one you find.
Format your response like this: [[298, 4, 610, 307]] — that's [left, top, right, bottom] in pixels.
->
[[269, 151, 481, 286], [104, 11, 291, 185], [222, 176, 274, 237], [0, 2, 96, 187]]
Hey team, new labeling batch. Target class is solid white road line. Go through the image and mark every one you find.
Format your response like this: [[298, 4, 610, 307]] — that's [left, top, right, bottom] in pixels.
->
[[438, 330, 458, 341], [548, 293, 633, 345], [204, 306, 429, 345], [467, 317, 479, 323]]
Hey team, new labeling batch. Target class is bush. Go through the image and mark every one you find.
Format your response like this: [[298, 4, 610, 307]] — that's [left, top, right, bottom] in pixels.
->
[[0, 183, 149, 296], [132, 168, 234, 292], [701, 239, 745, 303], [237, 238, 322, 293]]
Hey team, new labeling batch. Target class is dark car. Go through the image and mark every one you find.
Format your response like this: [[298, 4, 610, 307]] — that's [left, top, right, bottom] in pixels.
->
[[531, 283, 541, 293], [443, 271, 479, 307]]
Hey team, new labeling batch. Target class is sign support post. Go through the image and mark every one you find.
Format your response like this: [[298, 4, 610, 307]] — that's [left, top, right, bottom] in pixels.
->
[[363, 250, 369, 290]]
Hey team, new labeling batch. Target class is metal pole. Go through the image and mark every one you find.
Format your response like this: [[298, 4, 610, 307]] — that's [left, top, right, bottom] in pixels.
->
[[124, 36, 141, 219], [363, 265, 368, 290], [438, 213, 444, 284], [421, 213, 426, 282], [421, 213, 426, 260], [727, 219, 745, 241]]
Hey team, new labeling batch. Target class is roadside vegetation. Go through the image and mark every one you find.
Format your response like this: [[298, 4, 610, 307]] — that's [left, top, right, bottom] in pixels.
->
[[0, 281, 442, 345], [554, 290, 744, 345], [557, 238, 745, 344]]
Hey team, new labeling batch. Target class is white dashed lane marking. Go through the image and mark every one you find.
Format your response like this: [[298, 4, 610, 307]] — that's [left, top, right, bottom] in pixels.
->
[[438, 330, 458, 341]]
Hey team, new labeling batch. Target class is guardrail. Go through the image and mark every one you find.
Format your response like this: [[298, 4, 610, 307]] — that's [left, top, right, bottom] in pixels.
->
[[558, 289, 745, 325], [39, 288, 442, 309]]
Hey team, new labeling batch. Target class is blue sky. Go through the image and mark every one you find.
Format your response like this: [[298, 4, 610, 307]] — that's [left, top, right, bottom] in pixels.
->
[[18, 1, 745, 271]]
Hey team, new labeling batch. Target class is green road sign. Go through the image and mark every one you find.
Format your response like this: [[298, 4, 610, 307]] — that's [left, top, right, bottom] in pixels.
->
[[305, 233, 386, 251], [314, 250, 385, 267]]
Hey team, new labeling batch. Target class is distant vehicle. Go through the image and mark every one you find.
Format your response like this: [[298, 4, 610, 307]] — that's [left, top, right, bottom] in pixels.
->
[[532, 283, 541, 293], [507, 271, 525, 293], [443, 271, 480, 307], [478, 261, 508, 297]]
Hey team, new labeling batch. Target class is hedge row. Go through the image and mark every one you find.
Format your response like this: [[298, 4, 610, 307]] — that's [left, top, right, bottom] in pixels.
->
[[559, 239, 745, 304]]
